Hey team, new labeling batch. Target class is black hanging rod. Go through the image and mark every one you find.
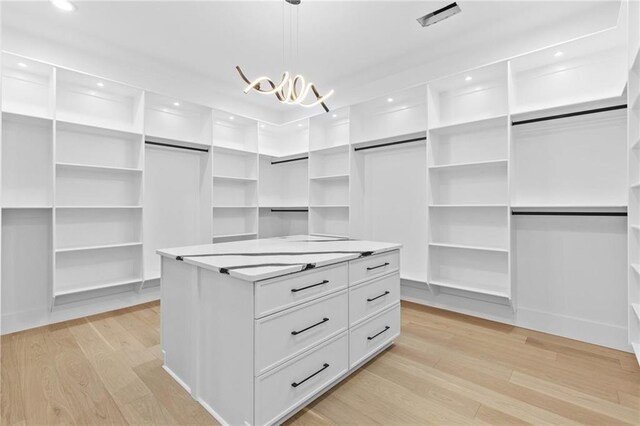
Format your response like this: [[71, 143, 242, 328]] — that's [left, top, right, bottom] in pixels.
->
[[271, 156, 309, 165], [511, 104, 627, 126], [145, 141, 209, 153], [354, 136, 427, 152], [512, 211, 627, 217], [270, 209, 309, 212]]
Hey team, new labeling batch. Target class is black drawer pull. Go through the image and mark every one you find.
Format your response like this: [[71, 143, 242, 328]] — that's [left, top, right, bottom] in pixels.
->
[[291, 280, 329, 293], [291, 317, 329, 335], [366, 262, 389, 271], [291, 363, 330, 388], [367, 325, 390, 340], [367, 291, 390, 302]]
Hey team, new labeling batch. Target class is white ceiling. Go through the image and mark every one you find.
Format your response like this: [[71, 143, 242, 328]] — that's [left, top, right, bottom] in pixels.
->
[[1, 0, 622, 123]]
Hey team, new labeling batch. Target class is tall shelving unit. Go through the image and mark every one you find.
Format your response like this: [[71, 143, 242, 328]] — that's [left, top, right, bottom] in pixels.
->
[[350, 86, 428, 282], [258, 120, 310, 238], [54, 69, 145, 300], [628, 0, 640, 365], [1, 53, 55, 319], [427, 62, 511, 300], [309, 107, 350, 237], [212, 111, 259, 243]]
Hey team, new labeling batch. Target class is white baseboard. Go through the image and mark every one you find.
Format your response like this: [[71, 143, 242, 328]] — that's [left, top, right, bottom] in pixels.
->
[[1, 286, 160, 335], [162, 364, 192, 394], [401, 280, 631, 353]]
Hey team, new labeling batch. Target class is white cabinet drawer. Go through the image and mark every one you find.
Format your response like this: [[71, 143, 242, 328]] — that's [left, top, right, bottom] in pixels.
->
[[255, 290, 348, 376], [349, 272, 400, 326], [255, 333, 348, 426], [349, 303, 400, 369], [349, 250, 399, 285], [255, 262, 348, 318]]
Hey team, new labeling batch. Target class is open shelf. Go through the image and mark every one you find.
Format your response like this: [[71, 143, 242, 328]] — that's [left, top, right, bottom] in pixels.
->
[[259, 154, 308, 208], [212, 111, 258, 153], [54, 243, 142, 297], [310, 206, 349, 239], [56, 120, 143, 170], [56, 165, 143, 207], [56, 207, 142, 250], [429, 205, 508, 250], [310, 177, 349, 207], [428, 114, 508, 133], [309, 107, 350, 151], [54, 278, 142, 298], [429, 244, 510, 299], [212, 232, 258, 243], [350, 85, 426, 144], [259, 207, 308, 239], [212, 146, 257, 180], [212, 207, 257, 238], [2, 53, 54, 119], [309, 174, 350, 181], [428, 62, 507, 128], [259, 120, 309, 158], [429, 160, 508, 205], [510, 29, 627, 114], [145, 92, 212, 145], [212, 175, 257, 182], [309, 144, 349, 178], [56, 69, 144, 134], [2, 112, 53, 207], [212, 177, 257, 207]]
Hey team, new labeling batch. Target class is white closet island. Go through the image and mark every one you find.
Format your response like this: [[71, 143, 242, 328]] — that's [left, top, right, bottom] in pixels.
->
[[157, 235, 401, 426]]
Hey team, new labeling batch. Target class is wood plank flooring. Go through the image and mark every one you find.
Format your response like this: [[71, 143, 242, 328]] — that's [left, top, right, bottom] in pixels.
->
[[2, 300, 639, 425]]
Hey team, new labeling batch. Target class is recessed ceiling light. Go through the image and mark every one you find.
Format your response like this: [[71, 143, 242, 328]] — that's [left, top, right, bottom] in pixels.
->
[[554, 51, 563, 57], [173, 102, 180, 107], [387, 98, 394, 103], [163, 108, 169, 112], [260, 124, 265, 128], [89, 91, 96, 96], [229, 116, 234, 120], [465, 76, 472, 81], [50, 0, 77, 12], [96, 82, 104, 87], [297, 123, 303, 127], [17, 62, 28, 68], [332, 114, 337, 118]]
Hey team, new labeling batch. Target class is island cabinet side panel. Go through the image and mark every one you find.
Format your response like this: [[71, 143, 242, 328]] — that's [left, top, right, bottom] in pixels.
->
[[161, 256, 198, 393], [197, 268, 255, 426]]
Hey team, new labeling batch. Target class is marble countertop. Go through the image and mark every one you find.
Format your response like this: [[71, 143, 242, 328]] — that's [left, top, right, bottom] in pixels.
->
[[157, 235, 402, 281]]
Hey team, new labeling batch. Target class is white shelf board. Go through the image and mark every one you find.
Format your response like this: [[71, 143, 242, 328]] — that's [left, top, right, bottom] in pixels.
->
[[511, 205, 627, 213], [212, 205, 257, 209], [58, 119, 142, 138], [212, 232, 257, 239], [2, 110, 53, 123], [309, 174, 350, 181], [429, 204, 508, 208], [429, 242, 508, 253], [310, 205, 349, 209], [310, 232, 349, 238], [212, 175, 257, 182], [56, 242, 142, 254], [429, 279, 511, 299], [259, 205, 309, 209], [56, 118, 142, 136], [54, 277, 142, 298], [428, 159, 508, 171], [428, 114, 508, 133], [212, 145, 257, 155], [309, 144, 349, 154], [631, 264, 640, 276], [2, 206, 53, 209], [56, 162, 143, 173], [56, 205, 143, 209]]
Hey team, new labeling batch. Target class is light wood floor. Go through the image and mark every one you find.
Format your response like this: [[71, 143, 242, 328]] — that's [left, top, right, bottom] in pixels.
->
[[2, 301, 639, 426]]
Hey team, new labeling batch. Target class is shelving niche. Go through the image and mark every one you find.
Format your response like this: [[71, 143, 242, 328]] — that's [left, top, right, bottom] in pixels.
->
[[427, 62, 511, 301], [2, 53, 54, 119]]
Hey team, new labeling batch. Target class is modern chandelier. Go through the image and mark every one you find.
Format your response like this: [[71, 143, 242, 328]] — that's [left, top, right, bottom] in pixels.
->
[[236, 0, 334, 112]]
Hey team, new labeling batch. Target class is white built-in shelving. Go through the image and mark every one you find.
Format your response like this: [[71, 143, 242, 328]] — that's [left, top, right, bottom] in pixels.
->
[[212, 112, 259, 242], [309, 108, 350, 237], [629, 0, 640, 365], [258, 120, 310, 238], [427, 62, 511, 301]]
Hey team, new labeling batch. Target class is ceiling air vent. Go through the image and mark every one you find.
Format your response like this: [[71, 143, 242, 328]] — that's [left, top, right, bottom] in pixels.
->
[[417, 2, 461, 27]]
